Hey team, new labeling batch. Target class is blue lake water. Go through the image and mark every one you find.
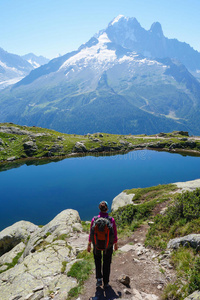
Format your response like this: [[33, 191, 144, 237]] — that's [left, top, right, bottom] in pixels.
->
[[0, 150, 200, 231]]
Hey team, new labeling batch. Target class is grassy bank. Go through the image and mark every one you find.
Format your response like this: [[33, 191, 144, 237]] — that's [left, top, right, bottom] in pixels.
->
[[0, 123, 199, 164]]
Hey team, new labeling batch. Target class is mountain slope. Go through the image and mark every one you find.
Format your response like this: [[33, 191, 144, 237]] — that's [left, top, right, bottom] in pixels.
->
[[0, 16, 200, 134], [0, 47, 33, 90], [104, 15, 200, 72], [22, 53, 49, 68]]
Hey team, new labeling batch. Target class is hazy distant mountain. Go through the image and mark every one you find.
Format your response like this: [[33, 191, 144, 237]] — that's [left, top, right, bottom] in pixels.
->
[[22, 53, 49, 68], [0, 47, 33, 90], [0, 15, 200, 135]]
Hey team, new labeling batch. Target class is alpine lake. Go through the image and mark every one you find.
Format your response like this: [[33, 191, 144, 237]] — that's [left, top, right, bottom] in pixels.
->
[[0, 149, 200, 231]]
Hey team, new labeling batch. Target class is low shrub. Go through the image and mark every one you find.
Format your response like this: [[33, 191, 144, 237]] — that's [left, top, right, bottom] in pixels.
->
[[146, 188, 200, 249]]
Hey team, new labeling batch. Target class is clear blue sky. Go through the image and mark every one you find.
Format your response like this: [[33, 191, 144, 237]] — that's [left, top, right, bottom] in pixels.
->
[[0, 0, 199, 59]]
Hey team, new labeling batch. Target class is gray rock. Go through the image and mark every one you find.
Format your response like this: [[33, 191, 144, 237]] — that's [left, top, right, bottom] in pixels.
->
[[57, 136, 64, 141], [0, 221, 38, 256], [111, 192, 135, 211], [174, 179, 200, 193], [23, 209, 81, 258], [132, 288, 159, 300], [167, 234, 200, 250], [184, 291, 200, 300], [50, 144, 63, 153], [0, 126, 30, 136], [0, 242, 25, 265], [74, 142, 87, 153], [23, 141, 38, 156], [29, 133, 50, 138], [7, 156, 16, 161], [0, 138, 4, 145]]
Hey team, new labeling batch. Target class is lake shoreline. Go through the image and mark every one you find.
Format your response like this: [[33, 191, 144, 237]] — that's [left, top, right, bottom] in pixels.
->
[[1, 145, 200, 172]]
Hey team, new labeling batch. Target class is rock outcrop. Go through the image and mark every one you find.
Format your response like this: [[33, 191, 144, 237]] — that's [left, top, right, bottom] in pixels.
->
[[0, 209, 88, 300], [184, 291, 200, 300], [167, 234, 200, 250], [174, 178, 200, 192], [111, 191, 135, 211], [0, 221, 38, 256]]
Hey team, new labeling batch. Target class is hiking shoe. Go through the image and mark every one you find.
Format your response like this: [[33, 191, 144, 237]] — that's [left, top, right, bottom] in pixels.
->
[[96, 278, 102, 287], [104, 283, 110, 288]]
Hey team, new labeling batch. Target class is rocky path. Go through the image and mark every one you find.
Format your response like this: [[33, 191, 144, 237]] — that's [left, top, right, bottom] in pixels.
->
[[79, 224, 175, 300]]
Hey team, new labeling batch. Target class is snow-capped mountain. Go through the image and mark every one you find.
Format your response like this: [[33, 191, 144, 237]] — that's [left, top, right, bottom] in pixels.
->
[[22, 53, 49, 68], [0, 16, 200, 135], [102, 15, 200, 72], [0, 47, 33, 90]]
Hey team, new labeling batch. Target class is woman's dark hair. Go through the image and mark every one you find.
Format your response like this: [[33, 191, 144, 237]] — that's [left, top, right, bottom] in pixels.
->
[[99, 201, 108, 212]]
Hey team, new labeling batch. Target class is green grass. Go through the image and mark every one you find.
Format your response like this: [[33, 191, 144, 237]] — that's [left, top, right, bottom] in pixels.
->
[[0, 250, 24, 274], [81, 221, 90, 233], [67, 250, 95, 299], [125, 184, 177, 203], [0, 123, 198, 164], [145, 188, 200, 250], [162, 248, 200, 299], [111, 184, 177, 238], [141, 188, 200, 298]]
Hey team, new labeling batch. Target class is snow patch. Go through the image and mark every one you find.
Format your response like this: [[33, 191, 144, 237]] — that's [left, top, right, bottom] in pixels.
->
[[0, 61, 22, 74], [27, 59, 40, 69], [0, 77, 24, 90], [60, 33, 116, 72], [111, 15, 127, 25]]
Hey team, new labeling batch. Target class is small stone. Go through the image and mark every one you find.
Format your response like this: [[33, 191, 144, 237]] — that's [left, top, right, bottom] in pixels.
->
[[148, 221, 154, 225], [118, 274, 130, 286], [7, 156, 16, 161], [157, 284, 163, 290]]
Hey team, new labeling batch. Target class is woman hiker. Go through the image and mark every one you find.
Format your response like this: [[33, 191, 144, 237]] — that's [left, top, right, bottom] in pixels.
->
[[87, 201, 118, 288]]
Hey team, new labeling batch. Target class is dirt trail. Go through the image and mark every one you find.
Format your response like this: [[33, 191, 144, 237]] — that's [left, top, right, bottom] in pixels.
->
[[79, 224, 175, 300]]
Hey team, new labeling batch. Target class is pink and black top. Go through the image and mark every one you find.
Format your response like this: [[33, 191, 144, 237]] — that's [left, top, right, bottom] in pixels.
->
[[88, 211, 118, 244]]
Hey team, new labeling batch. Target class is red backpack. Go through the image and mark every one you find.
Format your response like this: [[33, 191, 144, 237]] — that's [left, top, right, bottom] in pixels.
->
[[90, 216, 114, 253]]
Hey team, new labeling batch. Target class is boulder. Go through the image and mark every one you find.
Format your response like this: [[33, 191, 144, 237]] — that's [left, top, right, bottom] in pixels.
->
[[74, 142, 87, 153], [167, 234, 200, 250], [0, 209, 82, 300], [49, 144, 64, 154], [0, 126, 30, 135], [0, 243, 77, 300], [0, 221, 38, 256], [174, 179, 200, 192], [132, 288, 159, 300], [23, 141, 38, 156], [7, 156, 16, 161], [111, 192, 135, 211], [23, 209, 81, 258], [184, 291, 200, 300]]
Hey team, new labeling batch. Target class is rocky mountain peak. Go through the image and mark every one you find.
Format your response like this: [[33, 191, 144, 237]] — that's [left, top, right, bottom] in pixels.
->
[[149, 22, 164, 37]]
